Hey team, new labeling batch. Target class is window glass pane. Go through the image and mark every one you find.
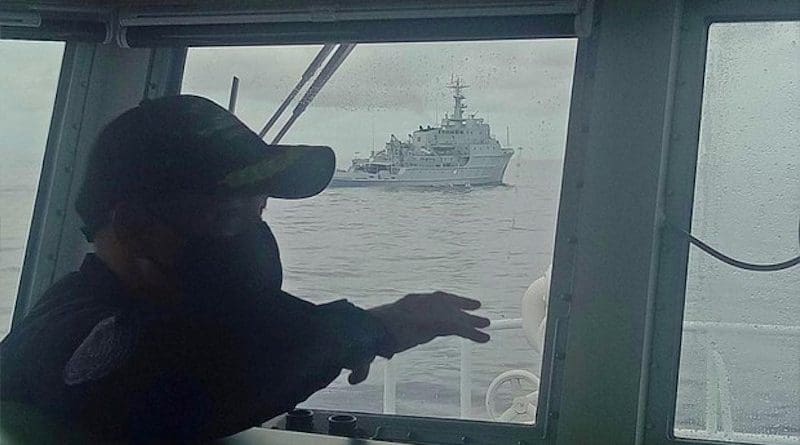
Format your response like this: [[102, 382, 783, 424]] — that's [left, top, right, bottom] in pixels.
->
[[183, 39, 576, 423], [0, 40, 65, 338], [675, 22, 800, 443]]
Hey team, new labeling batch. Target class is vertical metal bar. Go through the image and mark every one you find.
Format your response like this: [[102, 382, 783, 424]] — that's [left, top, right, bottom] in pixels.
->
[[13, 42, 93, 323], [710, 349, 734, 434], [228, 76, 240, 113], [635, 1, 684, 442], [460, 338, 473, 419], [144, 47, 187, 99], [383, 358, 397, 415], [703, 336, 718, 434]]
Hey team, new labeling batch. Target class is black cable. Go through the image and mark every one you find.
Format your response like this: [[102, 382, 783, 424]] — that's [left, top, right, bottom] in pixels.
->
[[665, 217, 800, 272]]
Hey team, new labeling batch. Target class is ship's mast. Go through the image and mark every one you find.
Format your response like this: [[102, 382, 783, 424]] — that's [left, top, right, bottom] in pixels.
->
[[448, 76, 469, 121]]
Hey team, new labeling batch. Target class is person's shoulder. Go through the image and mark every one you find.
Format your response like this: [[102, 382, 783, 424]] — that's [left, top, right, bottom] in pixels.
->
[[1, 264, 128, 384], [9, 270, 111, 340], [24, 271, 90, 316], [18, 255, 129, 327]]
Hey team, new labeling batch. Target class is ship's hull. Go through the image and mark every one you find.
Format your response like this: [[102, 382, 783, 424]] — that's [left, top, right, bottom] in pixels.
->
[[329, 152, 513, 188]]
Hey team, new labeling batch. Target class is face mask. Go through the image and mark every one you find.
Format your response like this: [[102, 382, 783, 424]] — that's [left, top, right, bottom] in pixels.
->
[[175, 221, 284, 312]]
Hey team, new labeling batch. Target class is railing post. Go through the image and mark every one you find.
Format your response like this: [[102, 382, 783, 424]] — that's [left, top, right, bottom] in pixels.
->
[[460, 338, 473, 419], [704, 336, 719, 434], [710, 349, 734, 434], [383, 358, 397, 415], [702, 334, 735, 436]]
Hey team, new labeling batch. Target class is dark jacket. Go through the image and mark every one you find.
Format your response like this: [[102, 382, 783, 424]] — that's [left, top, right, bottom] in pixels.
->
[[0, 254, 391, 442]]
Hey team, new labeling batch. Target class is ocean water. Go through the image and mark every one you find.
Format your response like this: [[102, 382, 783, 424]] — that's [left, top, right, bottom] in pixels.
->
[[1, 156, 44, 334], [1, 158, 797, 435]]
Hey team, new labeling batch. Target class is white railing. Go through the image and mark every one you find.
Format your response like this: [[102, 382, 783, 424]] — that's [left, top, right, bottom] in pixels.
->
[[381, 318, 800, 443], [681, 321, 800, 444], [382, 318, 522, 416]]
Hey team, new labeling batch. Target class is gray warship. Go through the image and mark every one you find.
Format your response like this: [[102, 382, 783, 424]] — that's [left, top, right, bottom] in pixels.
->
[[330, 78, 516, 187]]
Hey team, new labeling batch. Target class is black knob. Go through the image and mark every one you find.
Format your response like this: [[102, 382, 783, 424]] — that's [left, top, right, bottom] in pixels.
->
[[328, 414, 357, 437], [285, 408, 314, 432]]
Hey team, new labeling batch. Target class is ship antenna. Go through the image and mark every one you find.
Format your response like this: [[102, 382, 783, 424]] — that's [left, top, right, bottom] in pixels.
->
[[447, 76, 470, 121]]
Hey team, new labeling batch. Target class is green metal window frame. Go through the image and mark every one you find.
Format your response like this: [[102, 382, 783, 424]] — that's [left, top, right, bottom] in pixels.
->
[[171, 18, 582, 445], [643, 1, 800, 445], [13, 1, 798, 444], [7, 3, 586, 444]]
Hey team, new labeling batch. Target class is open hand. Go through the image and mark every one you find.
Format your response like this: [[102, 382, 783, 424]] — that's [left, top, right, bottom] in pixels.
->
[[369, 291, 491, 354], [348, 291, 490, 384]]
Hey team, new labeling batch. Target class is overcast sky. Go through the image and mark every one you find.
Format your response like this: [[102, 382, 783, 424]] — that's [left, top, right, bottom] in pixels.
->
[[182, 39, 578, 166], [1, 38, 578, 168]]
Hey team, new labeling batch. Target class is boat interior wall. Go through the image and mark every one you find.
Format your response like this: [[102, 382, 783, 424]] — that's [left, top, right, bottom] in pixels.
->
[[1, 1, 583, 46], [554, 1, 680, 443], [0, 8, 106, 42], [645, 3, 800, 445], [2, 0, 798, 444], [117, 0, 581, 24], [1, 1, 580, 22]]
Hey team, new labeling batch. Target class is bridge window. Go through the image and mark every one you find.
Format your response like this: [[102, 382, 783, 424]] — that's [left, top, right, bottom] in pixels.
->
[[182, 38, 576, 430], [674, 21, 800, 443], [0, 40, 64, 338]]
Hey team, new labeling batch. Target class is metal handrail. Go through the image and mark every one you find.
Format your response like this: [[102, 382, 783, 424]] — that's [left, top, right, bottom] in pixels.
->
[[684, 320, 800, 337], [381, 318, 800, 443], [382, 318, 522, 416]]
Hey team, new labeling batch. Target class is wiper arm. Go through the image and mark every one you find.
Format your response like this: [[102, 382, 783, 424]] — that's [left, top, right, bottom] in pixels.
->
[[270, 43, 356, 144], [257, 44, 336, 139]]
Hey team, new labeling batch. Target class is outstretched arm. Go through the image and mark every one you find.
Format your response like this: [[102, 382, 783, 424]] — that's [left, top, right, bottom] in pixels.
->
[[72, 287, 490, 440]]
